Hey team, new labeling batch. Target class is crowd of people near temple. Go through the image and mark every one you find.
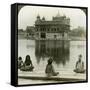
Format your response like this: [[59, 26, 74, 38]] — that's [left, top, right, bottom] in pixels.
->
[[18, 54, 85, 77]]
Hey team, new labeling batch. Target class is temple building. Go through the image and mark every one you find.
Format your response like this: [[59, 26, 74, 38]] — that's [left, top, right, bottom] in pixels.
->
[[35, 13, 70, 40]]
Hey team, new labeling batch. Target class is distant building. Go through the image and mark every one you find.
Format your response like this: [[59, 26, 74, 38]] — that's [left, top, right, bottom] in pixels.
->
[[18, 29, 24, 35], [26, 26, 35, 35], [25, 26, 35, 39], [35, 13, 70, 40], [69, 26, 86, 40], [18, 29, 26, 39]]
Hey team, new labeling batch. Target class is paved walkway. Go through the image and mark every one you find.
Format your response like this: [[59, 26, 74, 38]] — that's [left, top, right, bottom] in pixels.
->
[[18, 70, 86, 82]]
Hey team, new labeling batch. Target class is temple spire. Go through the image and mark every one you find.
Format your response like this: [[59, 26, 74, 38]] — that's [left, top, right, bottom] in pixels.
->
[[37, 14, 40, 18], [56, 11, 60, 17]]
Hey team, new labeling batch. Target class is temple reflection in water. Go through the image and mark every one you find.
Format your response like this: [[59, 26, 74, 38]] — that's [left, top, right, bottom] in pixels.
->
[[35, 40, 70, 66]]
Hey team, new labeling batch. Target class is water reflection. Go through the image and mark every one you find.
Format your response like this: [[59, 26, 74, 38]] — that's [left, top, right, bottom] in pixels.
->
[[35, 40, 70, 66]]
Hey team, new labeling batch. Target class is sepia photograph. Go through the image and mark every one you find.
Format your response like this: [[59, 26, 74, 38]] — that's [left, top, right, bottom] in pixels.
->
[[17, 4, 87, 86]]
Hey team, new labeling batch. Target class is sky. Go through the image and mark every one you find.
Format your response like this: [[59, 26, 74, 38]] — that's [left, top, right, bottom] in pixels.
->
[[18, 5, 86, 30]]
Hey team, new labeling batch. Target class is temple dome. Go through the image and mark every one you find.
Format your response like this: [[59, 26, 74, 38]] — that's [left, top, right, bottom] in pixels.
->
[[37, 14, 40, 19], [42, 16, 45, 21]]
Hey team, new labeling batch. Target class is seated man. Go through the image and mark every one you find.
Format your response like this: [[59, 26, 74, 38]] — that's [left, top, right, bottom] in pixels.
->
[[18, 57, 23, 69], [45, 57, 59, 77], [74, 55, 85, 73], [20, 55, 34, 71]]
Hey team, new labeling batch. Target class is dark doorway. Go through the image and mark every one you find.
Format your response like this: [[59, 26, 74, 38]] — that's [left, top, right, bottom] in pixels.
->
[[54, 35, 57, 39], [41, 33, 46, 38]]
